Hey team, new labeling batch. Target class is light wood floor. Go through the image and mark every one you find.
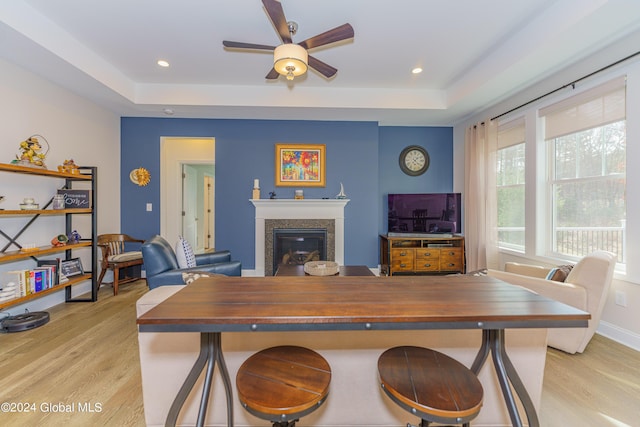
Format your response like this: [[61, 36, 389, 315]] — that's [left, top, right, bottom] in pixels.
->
[[541, 334, 640, 426], [1, 280, 638, 426], [0, 282, 147, 427]]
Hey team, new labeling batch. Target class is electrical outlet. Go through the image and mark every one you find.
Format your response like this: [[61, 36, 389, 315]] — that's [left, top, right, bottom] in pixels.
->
[[146, 203, 152, 212], [615, 290, 627, 307]]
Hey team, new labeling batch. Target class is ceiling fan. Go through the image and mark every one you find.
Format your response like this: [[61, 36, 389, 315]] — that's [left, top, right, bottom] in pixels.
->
[[223, 0, 354, 81]]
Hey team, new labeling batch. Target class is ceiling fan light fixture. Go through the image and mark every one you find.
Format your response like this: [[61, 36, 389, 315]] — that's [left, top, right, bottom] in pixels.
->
[[274, 44, 308, 80]]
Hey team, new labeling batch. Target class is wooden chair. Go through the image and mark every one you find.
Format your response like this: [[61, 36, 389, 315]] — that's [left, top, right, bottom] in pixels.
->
[[236, 346, 331, 427], [378, 346, 483, 427], [97, 233, 145, 295]]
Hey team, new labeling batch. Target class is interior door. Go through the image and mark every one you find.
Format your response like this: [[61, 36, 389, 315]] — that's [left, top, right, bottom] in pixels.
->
[[182, 164, 199, 250]]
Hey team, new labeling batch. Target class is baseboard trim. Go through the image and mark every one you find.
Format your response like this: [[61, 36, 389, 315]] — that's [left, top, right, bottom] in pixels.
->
[[597, 321, 640, 351], [241, 269, 260, 276]]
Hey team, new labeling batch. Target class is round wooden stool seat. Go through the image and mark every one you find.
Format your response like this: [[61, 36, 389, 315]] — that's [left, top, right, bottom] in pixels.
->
[[378, 346, 483, 426], [236, 346, 331, 426]]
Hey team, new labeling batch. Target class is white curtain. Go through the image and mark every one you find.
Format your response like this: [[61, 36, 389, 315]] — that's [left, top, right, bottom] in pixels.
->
[[464, 120, 498, 271]]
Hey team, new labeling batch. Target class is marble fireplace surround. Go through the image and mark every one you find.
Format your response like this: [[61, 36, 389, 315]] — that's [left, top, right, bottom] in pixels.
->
[[251, 199, 349, 276]]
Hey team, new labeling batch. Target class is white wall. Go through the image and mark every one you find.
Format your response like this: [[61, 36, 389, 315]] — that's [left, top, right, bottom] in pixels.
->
[[453, 33, 640, 351], [0, 58, 120, 314]]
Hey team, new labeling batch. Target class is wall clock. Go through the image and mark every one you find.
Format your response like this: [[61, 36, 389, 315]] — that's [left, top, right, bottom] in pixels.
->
[[399, 145, 429, 176]]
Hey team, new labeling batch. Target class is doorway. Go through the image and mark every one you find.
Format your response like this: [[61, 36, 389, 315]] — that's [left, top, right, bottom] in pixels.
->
[[182, 163, 215, 252], [160, 137, 215, 252]]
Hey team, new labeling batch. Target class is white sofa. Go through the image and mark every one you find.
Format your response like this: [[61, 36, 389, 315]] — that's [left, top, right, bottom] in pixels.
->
[[137, 285, 549, 427], [488, 251, 616, 354]]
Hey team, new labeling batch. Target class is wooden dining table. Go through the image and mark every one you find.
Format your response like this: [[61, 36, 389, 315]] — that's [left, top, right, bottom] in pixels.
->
[[137, 274, 590, 427]]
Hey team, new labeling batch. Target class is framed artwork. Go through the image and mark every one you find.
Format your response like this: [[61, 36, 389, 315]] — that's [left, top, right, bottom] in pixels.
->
[[275, 143, 326, 187], [60, 258, 84, 278]]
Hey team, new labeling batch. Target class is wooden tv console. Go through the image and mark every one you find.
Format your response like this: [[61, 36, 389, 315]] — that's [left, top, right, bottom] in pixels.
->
[[379, 234, 465, 276]]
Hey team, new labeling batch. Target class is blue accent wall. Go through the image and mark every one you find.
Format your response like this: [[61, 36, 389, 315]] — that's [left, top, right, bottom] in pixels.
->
[[378, 126, 454, 235], [120, 118, 453, 269]]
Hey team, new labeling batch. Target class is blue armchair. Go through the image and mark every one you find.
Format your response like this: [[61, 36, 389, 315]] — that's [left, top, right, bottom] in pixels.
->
[[141, 235, 241, 289]]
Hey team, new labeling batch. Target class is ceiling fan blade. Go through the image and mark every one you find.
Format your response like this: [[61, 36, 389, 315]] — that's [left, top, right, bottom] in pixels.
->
[[223, 40, 276, 51], [266, 68, 280, 79], [298, 23, 354, 50], [262, 0, 292, 43], [308, 55, 338, 78]]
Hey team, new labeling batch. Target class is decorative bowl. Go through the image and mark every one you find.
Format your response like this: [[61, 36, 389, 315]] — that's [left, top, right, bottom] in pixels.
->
[[304, 261, 339, 276]]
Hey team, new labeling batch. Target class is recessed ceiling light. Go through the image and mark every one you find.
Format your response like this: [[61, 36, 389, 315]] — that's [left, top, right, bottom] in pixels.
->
[[412, 67, 423, 74], [157, 60, 170, 67]]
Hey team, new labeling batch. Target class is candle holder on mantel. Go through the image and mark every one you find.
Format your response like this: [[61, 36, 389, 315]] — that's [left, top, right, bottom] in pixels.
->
[[252, 178, 260, 200]]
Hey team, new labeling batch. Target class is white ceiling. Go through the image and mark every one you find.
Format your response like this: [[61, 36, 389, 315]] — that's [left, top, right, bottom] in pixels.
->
[[2, 0, 640, 125]]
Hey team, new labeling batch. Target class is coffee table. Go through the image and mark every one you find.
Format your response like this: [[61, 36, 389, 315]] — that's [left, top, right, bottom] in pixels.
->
[[274, 264, 374, 276]]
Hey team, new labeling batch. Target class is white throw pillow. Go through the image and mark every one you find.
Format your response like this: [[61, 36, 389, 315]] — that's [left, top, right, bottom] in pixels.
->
[[175, 236, 196, 268]]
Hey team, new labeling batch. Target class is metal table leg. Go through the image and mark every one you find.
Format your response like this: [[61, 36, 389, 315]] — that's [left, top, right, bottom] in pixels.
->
[[471, 329, 540, 427], [165, 332, 234, 427]]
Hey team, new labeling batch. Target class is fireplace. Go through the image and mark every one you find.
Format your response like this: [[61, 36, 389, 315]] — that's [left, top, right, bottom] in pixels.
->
[[265, 219, 334, 276], [272, 228, 327, 275], [251, 199, 349, 276]]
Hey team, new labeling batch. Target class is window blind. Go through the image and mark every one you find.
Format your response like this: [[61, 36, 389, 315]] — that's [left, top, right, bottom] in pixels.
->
[[497, 117, 525, 149], [539, 75, 626, 140]]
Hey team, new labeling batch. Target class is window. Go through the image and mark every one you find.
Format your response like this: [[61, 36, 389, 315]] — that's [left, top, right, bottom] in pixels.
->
[[497, 118, 525, 251], [540, 77, 626, 263]]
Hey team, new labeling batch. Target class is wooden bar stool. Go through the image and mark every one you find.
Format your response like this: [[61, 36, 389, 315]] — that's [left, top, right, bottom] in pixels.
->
[[378, 346, 483, 427], [236, 346, 331, 427]]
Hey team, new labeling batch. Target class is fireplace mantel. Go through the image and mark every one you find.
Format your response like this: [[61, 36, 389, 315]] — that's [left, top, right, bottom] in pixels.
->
[[251, 199, 350, 217], [251, 199, 350, 276]]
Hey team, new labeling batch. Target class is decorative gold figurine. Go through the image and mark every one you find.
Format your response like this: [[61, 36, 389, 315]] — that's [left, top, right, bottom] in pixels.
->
[[58, 159, 80, 174], [14, 135, 49, 169]]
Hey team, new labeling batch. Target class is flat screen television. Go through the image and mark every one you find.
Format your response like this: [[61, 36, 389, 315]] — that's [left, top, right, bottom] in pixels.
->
[[387, 193, 462, 235]]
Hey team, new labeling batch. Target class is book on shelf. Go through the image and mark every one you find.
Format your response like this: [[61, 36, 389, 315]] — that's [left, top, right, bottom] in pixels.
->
[[5, 259, 63, 297], [33, 267, 54, 289], [30, 270, 45, 292], [37, 258, 60, 286], [6, 270, 30, 297]]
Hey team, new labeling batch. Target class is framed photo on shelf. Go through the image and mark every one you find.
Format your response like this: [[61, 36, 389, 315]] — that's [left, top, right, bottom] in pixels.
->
[[56, 189, 91, 208], [60, 258, 84, 278], [275, 143, 326, 187]]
